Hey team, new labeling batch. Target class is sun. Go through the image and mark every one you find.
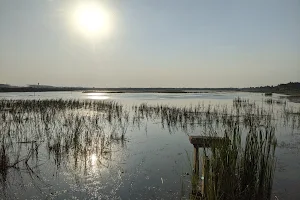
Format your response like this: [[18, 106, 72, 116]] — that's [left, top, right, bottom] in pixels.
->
[[72, 1, 111, 38]]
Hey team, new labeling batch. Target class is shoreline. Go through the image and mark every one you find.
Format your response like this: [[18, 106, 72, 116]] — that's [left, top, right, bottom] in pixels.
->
[[0, 87, 240, 93], [1, 87, 299, 103]]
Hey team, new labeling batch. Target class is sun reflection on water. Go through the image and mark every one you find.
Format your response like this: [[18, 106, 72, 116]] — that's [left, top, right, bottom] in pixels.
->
[[86, 93, 110, 100], [90, 153, 98, 166]]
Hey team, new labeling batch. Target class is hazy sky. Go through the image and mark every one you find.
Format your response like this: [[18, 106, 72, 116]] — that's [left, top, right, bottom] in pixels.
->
[[0, 0, 299, 87]]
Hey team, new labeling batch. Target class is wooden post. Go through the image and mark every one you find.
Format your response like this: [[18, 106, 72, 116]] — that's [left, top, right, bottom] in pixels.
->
[[201, 155, 209, 195], [193, 145, 199, 176], [192, 145, 199, 197], [201, 155, 205, 194], [189, 136, 229, 197]]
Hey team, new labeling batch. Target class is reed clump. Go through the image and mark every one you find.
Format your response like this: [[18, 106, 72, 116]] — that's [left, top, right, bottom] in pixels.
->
[[201, 125, 277, 200], [0, 99, 128, 179]]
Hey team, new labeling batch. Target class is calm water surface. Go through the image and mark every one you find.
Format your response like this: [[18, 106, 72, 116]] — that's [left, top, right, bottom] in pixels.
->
[[0, 92, 299, 200]]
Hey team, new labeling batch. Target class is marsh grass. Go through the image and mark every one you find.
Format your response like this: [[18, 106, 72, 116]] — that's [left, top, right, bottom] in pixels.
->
[[0, 99, 128, 193], [0, 98, 298, 199], [202, 126, 277, 200]]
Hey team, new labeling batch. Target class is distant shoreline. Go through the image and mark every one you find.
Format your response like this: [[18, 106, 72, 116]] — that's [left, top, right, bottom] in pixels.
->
[[1, 86, 300, 103], [0, 87, 299, 94], [0, 82, 299, 97], [0, 87, 241, 93]]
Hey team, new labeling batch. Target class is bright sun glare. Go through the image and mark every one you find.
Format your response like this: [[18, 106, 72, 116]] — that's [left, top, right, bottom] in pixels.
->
[[90, 154, 97, 166], [72, 2, 111, 38]]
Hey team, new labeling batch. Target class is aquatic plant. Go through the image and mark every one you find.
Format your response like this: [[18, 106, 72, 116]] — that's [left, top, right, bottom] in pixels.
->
[[0, 98, 298, 199], [201, 125, 277, 200]]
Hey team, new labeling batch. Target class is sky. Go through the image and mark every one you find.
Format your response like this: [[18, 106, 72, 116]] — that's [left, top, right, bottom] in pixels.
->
[[0, 0, 299, 88]]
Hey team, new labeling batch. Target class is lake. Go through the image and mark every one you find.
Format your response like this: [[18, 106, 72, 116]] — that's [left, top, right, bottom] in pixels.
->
[[0, 92, 299, 200]]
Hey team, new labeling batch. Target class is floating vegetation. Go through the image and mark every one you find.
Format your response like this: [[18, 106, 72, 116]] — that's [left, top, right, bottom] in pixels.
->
[[265, 93, 273, 96], [264, 98, 286, 105]]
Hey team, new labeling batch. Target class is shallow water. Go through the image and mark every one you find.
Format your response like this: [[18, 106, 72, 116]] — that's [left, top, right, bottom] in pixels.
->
[[0, 92, 299, 199]]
